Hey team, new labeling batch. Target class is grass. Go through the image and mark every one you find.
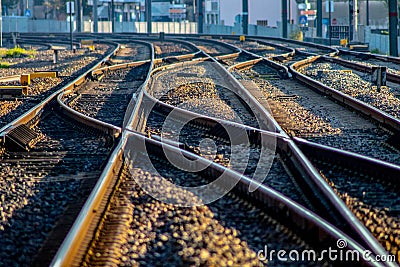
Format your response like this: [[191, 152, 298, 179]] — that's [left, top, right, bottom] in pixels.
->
[[370, 48, 385, 55], [0, 47, 36, 58], [0, 62, 11, 68]]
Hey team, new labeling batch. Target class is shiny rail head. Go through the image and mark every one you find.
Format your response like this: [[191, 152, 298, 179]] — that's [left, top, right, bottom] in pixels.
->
[[123, 118, 277, 206]]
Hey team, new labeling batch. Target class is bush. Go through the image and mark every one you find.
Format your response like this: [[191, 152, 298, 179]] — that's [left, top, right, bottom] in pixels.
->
[[0, 62, 11, 68], [0, 47, 36, 58], [370, 48, 384, 55]]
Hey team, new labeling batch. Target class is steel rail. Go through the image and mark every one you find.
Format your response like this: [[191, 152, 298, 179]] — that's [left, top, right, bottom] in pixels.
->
[[289, 56, 400, 133], [170, 33, 338, 56], [293, 137, 400, 183], [327, 52, 400, 84], [182, 37, 241, 60], [51, 129, 383, 267], [0, 41, 120, 143], [47, 35, 393, 266], [132, 38, 391, 260], [199, 39, 394, 262]]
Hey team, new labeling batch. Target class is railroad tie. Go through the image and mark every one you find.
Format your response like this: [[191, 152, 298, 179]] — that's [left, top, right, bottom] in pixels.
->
[[207, 124, 248, 145]]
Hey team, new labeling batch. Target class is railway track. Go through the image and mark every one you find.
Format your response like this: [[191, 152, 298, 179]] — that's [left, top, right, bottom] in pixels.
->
[[143, 108, 309, 208], [62, 42, 152, 127], [248, 37, 337, 56], [147, 59, 262, 129], [0, 40, 115, 129], [295, 138, 400, 263], [1, 34, 399, 266], [0, 108, 113, 267], [0, 37, 124, 266], [52, 131, 379, 267], [295, 57, 400, 122], [153, 40, 196, 59], [231, 56, 400, 164], [224, 41, 400, 262], [185, 38, 239, 58], [222, 38, 290, 58], [124, 37, 394, 264], [337, 50, 400, 82], [148, 39, 201, 68]]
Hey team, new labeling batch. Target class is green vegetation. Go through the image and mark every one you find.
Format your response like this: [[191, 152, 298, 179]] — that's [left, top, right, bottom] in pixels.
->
[[0, 62, 11, 68], [370, 48, 386, 55], [0, 47, 36, 58]]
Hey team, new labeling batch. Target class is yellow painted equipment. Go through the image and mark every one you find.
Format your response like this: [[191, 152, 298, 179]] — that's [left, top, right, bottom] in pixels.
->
[[20, 74, 30, 85], [340, 39, 348, 47], [340, 69, 352, 73], [87, 45, 95, 51], [81, 40, 93, 46], [30, 72, 58, 79], [240, 35, 246, 42], [349, 44, 369, 52]]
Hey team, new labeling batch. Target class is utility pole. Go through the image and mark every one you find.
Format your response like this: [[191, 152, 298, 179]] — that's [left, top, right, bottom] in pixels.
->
[[242, 0, 248, 35], [349, 0, 353, 41], [317, 0, 322, 37], [0, 0, 2, 47], [282, 0, 287, 38], [353, 0, 358, 41], [76, 0, 82, 32], [111, 0, 115, 32], [93, 0, 98, 32], [366, 0, 369, 26], [198, 0, 203, 34], [193, 0, 196, 23], [389, 0, 398, 56], [69, 1, 73, 50], [329, 0, 332, 45], [146, 0, 152, 34]]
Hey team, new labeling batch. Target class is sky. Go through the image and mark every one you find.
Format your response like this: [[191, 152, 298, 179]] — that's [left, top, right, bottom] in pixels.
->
[[219, 0, 282, 26]]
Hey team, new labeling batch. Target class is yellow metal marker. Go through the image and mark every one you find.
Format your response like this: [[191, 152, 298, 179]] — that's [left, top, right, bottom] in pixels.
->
[[30, 72, 58, 79], [20, 74, 31, 85], [81, 40, 94, 46], [340, 39, 348, 47]]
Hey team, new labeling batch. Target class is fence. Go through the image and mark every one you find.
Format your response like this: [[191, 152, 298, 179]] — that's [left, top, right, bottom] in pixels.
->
[[367, 33, 400, 55], [1, 17, 198, 34], [1, 17, 299, 38]]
